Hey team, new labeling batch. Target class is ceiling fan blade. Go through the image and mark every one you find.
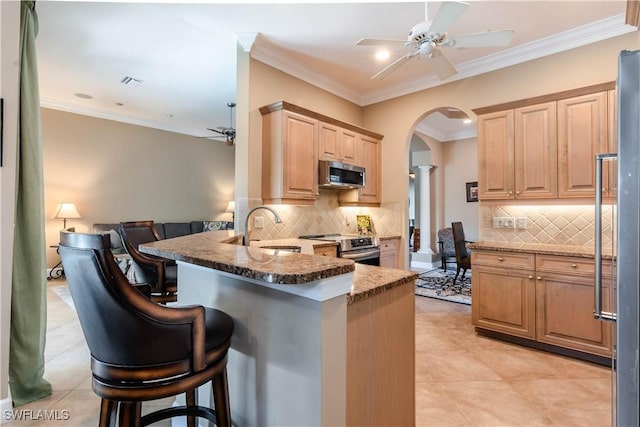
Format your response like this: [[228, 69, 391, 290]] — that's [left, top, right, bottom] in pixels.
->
[[447, 29, 515, 48], [371, 51, 417, 80], [428, 1, 469, 36], [356, 37, 407, 46], [428, 49, 457, 80]]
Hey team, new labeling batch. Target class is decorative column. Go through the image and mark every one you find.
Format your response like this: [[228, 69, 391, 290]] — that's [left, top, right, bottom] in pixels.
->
[[418, 165, 435, 254]]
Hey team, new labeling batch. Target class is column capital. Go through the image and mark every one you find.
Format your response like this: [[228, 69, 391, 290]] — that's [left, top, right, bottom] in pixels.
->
[[417, 165, 436, 171]]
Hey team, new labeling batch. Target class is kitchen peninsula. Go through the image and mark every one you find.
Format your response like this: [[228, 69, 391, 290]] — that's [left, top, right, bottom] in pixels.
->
[[140, 231, 417, 426]]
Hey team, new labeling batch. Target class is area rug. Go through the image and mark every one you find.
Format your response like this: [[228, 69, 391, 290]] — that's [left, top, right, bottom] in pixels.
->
[[415, 269, 471, 305]]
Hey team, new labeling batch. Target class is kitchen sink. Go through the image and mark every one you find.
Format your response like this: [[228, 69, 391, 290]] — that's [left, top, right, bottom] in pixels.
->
[[258, 245, 302, 253]]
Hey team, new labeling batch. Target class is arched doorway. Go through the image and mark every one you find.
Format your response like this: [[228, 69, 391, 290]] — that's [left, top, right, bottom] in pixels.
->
[[408, 107, 478, 270]]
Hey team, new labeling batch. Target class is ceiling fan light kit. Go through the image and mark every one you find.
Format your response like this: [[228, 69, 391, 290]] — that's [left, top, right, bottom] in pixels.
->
[[358, 1, 514, 81]]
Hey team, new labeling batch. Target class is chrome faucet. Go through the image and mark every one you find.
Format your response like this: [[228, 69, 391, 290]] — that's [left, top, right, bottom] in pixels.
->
[[243, 205, 283, 246]]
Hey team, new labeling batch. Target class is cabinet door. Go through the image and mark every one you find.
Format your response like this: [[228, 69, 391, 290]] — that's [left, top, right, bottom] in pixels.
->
[[379, 237, 400, 269], [357, 135, 381, 204], [283, 111, 319, 200], [477, 110, 515, 200], [536, 273, 612, 357], [472, 265, 536, 339], [318, 122, 340, 161], [514, 102, 558, 199], [557, 91, 608, 198], [339, 129, 358, 164]]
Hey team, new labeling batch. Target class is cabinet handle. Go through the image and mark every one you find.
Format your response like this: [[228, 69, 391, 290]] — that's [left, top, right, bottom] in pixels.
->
[[515, 191, 521, 195], [508, 191, 513, 195], [498, 257, 504, 261], [537, 276, 542, 280], [571, 264, 577, 268], [528, 275, 534, 279]]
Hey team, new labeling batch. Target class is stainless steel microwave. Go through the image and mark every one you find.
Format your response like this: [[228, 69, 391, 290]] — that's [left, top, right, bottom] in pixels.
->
[[318, 160, 365, 189]]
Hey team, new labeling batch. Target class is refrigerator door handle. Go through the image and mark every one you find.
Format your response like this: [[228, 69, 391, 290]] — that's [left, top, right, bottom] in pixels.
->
[[594, 153, 617, 322]]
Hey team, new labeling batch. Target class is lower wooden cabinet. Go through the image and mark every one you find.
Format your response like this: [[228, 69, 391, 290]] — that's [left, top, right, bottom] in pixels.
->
[[472, 250, 613, 358], [379, 237, 400, 269], [472, 251, 536, 339], [535, 255, 612, 357]]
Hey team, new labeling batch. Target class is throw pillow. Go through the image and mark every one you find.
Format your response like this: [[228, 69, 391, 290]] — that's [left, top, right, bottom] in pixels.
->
[[203, 221, 226, 231]]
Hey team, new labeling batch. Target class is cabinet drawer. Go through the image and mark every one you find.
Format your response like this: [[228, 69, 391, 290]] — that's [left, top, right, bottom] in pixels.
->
[[380, 238, 399, 254], [536, 255, 595, 276], [472, 250, 535, 270], [314, 245, 338, 258]]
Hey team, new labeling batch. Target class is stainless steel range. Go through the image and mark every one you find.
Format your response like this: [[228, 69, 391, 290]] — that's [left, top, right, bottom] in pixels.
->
[[299, 234, 380, 265]]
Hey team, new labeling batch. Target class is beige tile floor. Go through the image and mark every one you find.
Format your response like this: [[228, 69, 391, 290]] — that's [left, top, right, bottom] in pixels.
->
[[4, 281, 612, 426]]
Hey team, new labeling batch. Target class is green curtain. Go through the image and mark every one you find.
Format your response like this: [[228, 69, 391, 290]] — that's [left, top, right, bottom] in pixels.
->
[[9, 0, 52, 407]]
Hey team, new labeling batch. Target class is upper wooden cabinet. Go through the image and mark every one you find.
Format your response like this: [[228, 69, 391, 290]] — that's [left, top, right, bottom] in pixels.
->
[[474, 82, 616, 201], [319, 122, 357, 164], [261, 108, 319, 205], [261, 101, 383, 206]]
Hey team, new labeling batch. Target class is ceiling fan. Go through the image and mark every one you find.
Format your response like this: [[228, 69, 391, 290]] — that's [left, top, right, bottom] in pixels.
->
[[204, 102, 236, 145], [357, 1, 515, 80]]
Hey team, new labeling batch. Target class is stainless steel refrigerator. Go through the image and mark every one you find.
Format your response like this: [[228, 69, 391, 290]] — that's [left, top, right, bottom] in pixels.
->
[[595, 49, 640, 427]]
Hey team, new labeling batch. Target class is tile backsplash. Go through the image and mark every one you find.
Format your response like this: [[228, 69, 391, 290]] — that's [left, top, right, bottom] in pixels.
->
[[480, 204, 615, 248], [244, 191, 403, 241]]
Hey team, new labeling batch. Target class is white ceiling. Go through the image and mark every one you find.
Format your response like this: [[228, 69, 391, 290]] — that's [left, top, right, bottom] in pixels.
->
[[35, 1, 634, 143]]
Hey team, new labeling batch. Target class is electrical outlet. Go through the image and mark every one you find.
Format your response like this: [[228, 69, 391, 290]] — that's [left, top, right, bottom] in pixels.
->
[[493, 216, 515, 228], [254, 216, 264, 229], [516, 217, 527, 229]]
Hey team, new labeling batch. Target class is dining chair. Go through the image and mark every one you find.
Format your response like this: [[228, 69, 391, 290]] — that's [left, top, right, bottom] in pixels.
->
[[451, 221, 472, 284], [437, 227, 457, 271], [58, 230, 234, 427]]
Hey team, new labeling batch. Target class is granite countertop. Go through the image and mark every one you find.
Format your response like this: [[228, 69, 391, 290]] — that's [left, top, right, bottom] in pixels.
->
[[348, 264, 417, 305], [468, 241, 613, 259], [140, 232, 355, 285], [378, 235, 401, 240]]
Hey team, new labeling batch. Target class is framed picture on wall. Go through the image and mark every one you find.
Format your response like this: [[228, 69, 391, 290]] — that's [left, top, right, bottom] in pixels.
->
[[466, 181, 478, 202]]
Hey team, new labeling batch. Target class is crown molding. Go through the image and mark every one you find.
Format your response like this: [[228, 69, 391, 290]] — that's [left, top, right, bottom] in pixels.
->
[[40, 97, 200, 137], [235, 32, 258, 52], [414, 121, 477, 142], [250, 38, 365, 105]]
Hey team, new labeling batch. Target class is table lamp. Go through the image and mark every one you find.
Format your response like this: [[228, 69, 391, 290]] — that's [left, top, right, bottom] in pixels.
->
[[54, 202, 81, 229]]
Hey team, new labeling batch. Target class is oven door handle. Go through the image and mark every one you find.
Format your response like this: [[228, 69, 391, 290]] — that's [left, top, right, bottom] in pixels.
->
[[341, 248, 380, 260]]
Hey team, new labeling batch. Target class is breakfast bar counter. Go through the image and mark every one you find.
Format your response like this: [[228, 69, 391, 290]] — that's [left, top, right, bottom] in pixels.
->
[[140, 232, 417, 426]]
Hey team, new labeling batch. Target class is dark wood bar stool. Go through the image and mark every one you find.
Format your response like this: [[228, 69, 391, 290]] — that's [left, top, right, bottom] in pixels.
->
[[58, 230, 234, 427]]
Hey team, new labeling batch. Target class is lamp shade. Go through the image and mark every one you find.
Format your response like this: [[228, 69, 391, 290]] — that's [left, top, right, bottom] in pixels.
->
[[225, 201, 235, 213], [54, 203, 81, 219]]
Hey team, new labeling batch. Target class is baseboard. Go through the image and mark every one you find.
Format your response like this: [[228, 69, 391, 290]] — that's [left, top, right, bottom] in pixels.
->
[[410, 260, 436, 270]]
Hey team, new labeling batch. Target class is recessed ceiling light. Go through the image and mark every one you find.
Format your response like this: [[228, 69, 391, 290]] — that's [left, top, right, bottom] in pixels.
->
[[115, 102, 124, 106], [166, 114, 174, 118], [74, 93, 92, 99], [375, 49, 390, 61], [463, 118, 472, 125]]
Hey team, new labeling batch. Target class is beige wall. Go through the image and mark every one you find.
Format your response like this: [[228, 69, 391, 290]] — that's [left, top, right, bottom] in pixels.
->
[[442, 136, 479, 241], [42, 108, 235, 265]]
